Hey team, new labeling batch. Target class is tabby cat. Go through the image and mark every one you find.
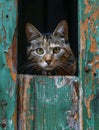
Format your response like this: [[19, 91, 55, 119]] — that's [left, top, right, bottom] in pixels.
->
[[25, 20, 76, 75]]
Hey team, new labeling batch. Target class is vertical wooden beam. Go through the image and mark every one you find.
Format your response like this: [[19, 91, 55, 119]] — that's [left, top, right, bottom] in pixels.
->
[[79, 0, 99, 129], [0, 0, 17, 130]]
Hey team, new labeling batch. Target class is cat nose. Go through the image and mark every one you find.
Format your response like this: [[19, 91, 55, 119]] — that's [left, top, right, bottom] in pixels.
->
[[46, 59, 51, 65]]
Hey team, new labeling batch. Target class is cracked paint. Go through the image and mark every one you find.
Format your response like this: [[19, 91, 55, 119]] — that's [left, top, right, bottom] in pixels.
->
[[0, 0, 17, 130], [17, 75, 79, 130], [79, 0, 99, 129]]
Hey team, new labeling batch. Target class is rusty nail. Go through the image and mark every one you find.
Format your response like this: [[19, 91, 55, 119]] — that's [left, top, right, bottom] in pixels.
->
[[0, 100, 7, 106], [6, 15, 9, 18], [73, 79, 78, 87], [93, 73, 97, 77], [0, 118, 7, 128], [84, 66, 89, 72], [1, 122, 6, 128]]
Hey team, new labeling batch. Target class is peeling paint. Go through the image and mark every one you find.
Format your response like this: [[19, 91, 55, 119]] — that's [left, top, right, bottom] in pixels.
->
[[6, 33, 17, 82], [0, 0, 99, 129], [0, 0, 17, 130], [79, 0, 99, 129], [84, 0, 92, 14], [17, 75, 34, 130], [85, 94, 94, 118], [17, 75, 79, 130]]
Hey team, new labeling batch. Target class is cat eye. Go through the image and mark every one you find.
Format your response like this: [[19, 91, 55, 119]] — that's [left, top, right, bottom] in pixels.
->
[[36, 48, 44, 55], [53, 47, 61, 54]]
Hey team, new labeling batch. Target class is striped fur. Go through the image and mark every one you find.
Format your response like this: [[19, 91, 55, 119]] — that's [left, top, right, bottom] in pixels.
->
[[24, 20, 76, 75]]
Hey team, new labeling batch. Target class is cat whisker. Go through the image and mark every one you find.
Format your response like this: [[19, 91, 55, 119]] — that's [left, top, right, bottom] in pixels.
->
[[59, 62, 75, 71], [32, 66, 42, 74], [24, 65, 41, 74], [20, 62, 38, 73], [23, 20, 76, 75], [21, 65, 34, 73], [57, 64, 73, 75]]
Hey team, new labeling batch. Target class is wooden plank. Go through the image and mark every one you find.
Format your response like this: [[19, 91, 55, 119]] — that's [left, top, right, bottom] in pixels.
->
[[17, 75, 79, 130], [0, 0, 17, 130], [78, 0, 99, 129]]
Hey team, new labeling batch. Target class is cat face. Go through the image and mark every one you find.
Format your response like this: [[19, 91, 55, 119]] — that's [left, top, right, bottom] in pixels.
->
[[27, 35, 68, 71], [25, 20, 76, 75]]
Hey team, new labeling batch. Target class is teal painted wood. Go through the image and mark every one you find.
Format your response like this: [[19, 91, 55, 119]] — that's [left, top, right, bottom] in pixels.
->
[[2, 0, 99, 129], [18, 75, 79, 130], [78, 0, 99, 129], [0, 0, 17, 130]]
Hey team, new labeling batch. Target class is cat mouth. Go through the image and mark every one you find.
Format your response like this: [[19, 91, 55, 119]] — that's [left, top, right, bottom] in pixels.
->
[[44, 66, 55, 70], [39, 62, 56, 70]]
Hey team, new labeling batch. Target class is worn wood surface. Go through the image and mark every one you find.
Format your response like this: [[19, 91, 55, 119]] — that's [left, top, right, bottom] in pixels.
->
[[17, 75, 79, 130], [0, 0, 17, 130], [79, 0, 99, 129], [0, 0, 99, 130]]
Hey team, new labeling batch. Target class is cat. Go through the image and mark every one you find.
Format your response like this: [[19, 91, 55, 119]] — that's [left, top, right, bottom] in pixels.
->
[[24, 20, 76, 75]]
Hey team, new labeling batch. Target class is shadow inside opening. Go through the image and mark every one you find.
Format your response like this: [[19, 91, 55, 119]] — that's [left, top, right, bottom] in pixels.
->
[[18, 0, 78, 76]]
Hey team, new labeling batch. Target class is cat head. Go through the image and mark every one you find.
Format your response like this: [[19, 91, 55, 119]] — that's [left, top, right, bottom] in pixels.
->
[[25, 20, 76, 75]]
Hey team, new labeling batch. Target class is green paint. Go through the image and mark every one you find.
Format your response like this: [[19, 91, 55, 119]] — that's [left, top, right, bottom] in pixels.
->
[[0, 0, 99, 129], [0, 0, 17, 130], [57, 77, 64, 85], [87, 52, 94, 62], [18, 75, 79, 130], [79, 0, 99, 129]]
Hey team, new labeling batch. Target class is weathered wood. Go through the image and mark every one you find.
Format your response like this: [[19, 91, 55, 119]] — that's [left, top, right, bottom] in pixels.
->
[[17, 75, 79, 130], [0, 0, 17, 130], [1, 0, 99, 129], [79, 0, 99, 129]]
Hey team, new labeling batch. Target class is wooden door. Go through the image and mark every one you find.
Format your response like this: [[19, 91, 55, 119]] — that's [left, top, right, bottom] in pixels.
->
[[17, 75, 79, 130], [0, 0, 99, 130]]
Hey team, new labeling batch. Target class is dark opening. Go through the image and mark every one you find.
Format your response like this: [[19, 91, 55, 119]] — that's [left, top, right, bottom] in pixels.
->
[[18, 0, 78, 75]]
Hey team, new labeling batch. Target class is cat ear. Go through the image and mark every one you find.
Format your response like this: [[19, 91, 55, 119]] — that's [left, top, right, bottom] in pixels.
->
[[25, 23, 42, 41], [53, 20, 68, 40]]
